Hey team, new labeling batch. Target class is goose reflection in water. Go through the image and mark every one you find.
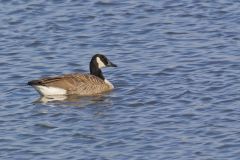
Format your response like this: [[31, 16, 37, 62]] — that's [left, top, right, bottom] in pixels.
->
[[34, 93, 113, 106]]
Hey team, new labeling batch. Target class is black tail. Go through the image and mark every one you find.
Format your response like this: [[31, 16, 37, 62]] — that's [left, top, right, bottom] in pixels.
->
[[27, 80, 42, 86]]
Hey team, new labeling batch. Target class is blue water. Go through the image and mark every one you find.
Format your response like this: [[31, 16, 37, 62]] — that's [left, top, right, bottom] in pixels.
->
[[1, 0, 240, 159]]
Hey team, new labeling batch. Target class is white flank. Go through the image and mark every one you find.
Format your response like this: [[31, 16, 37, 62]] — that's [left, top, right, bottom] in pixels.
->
[[96, 57, 106, 68], [104, 79, 114, 89], [33, 85, 67, 96]]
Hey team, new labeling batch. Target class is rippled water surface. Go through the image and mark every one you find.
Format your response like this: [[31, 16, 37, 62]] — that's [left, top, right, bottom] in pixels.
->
[[1, 0, 240, 159]]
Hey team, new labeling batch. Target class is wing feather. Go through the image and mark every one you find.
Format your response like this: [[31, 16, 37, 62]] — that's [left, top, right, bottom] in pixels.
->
[[29, 73, 111, 95]]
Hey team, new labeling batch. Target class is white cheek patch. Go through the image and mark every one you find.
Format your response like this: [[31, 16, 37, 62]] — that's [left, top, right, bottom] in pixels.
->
[[33, 85, 67, 96], [96, 57, 106, 68]]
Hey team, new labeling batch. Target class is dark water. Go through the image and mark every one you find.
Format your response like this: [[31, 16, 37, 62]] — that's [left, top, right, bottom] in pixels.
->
[[1, 0, 240, 159]]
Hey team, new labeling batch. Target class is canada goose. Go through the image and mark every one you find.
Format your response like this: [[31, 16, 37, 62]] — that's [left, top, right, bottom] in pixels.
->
[[28, 54, 117, 96]]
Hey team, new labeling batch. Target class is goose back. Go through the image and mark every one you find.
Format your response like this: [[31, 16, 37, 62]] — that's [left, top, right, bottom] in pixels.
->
[[29, 73, 113, 96]]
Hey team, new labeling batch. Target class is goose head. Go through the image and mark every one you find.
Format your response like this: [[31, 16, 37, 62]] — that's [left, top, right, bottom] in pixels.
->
[[90, 54, 117, 80]]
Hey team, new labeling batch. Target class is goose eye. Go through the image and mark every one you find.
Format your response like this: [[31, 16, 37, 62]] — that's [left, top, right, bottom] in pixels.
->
[[101, 56, 107, 64]]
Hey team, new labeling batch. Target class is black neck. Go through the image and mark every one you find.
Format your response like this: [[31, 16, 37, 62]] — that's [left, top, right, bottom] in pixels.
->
[[90, 60, 105, 80]]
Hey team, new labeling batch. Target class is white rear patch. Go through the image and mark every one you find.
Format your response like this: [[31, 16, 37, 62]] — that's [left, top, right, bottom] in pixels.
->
[[33, 85, 67, 96], [96, 57, 106, 68], [104, 79, 114, 89]]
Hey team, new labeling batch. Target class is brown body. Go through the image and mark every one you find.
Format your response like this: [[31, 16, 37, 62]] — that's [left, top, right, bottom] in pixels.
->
[[29, 73, 113, 96]]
